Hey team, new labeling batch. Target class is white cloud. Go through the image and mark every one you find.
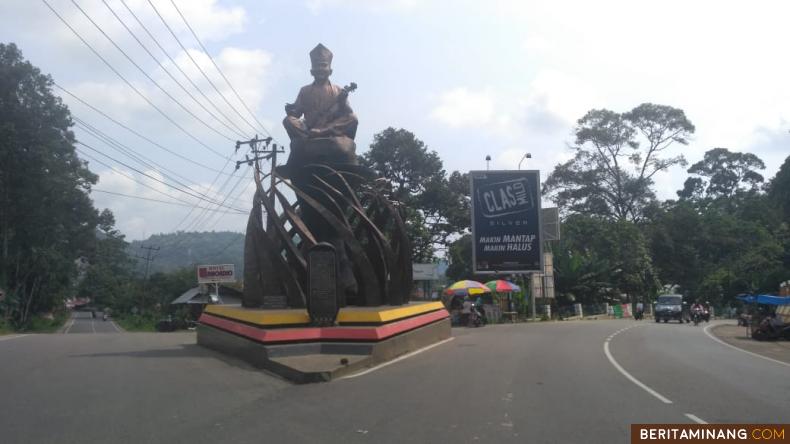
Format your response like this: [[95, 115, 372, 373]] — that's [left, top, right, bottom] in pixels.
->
[[89, 166, 254, 239], [430, 87, 496, 129], [305, 0, 419, 15]]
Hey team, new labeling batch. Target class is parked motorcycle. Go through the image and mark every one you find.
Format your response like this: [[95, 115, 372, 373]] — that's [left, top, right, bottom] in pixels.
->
[[468, 305, 484, 328]]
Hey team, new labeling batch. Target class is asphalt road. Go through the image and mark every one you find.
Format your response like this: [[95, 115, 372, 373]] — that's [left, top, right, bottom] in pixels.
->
[[0, 319, 787, 444], [63, 311, 122, 334]]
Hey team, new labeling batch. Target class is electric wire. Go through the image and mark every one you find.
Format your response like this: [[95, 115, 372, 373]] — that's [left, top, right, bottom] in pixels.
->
[[76, 148, 237, 212], [69, 0, 237, 143], [90, 189, 247, 214], [101, 0, 250, 140], [146, 0, 264, 137], [42, 0, 231, 160], [169, 0, 275, 139], [118, 0, 253, 141], [74, 117, 241, 207], [76, 140, 246, 212], [55, 83, 237, 177]]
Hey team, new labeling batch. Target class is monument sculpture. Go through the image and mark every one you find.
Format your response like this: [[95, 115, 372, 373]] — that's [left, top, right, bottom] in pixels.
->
[[242, 43, 412, 320], [197, 44, 450, 383]]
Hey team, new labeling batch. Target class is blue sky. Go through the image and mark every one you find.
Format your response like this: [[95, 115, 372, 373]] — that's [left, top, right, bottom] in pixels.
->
[[2, 0, 789, 240]]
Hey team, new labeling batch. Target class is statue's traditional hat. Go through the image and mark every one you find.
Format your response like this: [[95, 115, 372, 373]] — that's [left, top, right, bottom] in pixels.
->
[[309, 43, 333, 66]]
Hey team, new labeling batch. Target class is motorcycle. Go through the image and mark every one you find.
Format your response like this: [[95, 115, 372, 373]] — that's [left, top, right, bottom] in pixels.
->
[[751, 316, 790, 341], [691, 308, 704, 326], [468, 305, 484, 328]]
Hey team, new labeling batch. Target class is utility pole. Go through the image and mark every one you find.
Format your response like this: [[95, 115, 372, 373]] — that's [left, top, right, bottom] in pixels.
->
[[136, 244, 159, 309], [235, 135, 285, 231]]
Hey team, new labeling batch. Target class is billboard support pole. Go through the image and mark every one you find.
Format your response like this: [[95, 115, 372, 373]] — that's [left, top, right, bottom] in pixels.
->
[[529, 272, 536, 321]]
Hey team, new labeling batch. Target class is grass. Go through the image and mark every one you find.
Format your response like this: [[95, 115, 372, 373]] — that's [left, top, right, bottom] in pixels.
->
[[1, 311, 70, 333], [113, 314, 158, 332]]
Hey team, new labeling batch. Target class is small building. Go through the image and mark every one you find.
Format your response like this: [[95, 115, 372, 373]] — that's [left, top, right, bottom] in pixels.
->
[[171, 285, 242, 319]]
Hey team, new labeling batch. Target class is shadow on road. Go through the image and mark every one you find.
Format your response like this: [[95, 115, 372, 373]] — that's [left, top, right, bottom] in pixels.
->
[[69, 343, 209, 359]]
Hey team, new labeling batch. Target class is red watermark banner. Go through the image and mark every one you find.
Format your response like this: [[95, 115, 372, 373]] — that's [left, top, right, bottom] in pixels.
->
[[631, 425, 789, 443]]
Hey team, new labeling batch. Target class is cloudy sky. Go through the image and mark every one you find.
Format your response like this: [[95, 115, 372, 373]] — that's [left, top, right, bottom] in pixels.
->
[[2, 0, 789, 240]]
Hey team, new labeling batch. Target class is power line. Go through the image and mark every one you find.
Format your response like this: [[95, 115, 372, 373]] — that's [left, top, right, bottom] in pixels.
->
[[169, 0, 274, 139], [118, 0, 253, 142], [147, 0, 265, 137], [101, 0, 251, 140], [90, 189, 247, 214], [75, 117, 195, 188], [76, 140, 246, 212], [42, 0, 230, 160], [194, 164, 254, 232], [54, 83, 237, 177], [69, 0, 237, 142], [75, 118, 249, 209], [77, 148, 206, 207]]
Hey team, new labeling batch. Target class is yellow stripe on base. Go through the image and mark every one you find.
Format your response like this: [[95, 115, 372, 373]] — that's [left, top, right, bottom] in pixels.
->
[[337, 302, 445, 323], [205, 301, 445, 326], [205, 305, 309, 325]]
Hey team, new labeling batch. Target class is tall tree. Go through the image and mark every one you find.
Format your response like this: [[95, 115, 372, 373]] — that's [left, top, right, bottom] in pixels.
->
[[767, 155, 790, 221], [544, 103, 694, 222], [678, 147, 766, 201], [0, 43, 99, 327], [361, 127, 469, 261]]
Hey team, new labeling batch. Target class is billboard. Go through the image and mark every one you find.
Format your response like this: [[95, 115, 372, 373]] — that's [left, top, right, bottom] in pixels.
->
[[470, 170, 542, 274], [197, 264, 236, 283], [413, 263, 439, 280]]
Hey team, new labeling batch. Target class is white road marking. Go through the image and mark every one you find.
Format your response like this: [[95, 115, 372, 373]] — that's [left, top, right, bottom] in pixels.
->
[[703, 324, 790, 368], [603, 325, 673, 404], [64, 313, 76, 334], [109, 320, 122, 333], [339, 337, 455, 379], [685, 413, 708, 424], [0, 334, 29, 342], [91, 318, 96, 333]]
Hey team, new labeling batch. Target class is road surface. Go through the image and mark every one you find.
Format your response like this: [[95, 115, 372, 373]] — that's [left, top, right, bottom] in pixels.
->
[[0, 319, 787, 444], [62, 310, 122, 334]]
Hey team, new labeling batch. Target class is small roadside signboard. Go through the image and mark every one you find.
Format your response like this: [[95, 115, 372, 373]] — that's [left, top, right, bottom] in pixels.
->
[[197, 264, 236, 284]]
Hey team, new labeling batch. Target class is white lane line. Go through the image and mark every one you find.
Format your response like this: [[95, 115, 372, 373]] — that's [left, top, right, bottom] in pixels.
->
[[64, 313, 76, 334], [0, 334, 29, 342], [703, 324, 790, 368], [109, 320, 122, 333], [685, 413, 708, 424], [91, 318, 96, 333], [603, 325, 673, 404], [339, 337, 455, 380]]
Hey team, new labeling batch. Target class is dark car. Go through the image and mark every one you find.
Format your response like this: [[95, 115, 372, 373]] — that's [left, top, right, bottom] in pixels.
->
[[654, 294, 687, 323]]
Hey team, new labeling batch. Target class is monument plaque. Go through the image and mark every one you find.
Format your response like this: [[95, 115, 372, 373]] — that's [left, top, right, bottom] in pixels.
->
[[308, 243, 339, 326]]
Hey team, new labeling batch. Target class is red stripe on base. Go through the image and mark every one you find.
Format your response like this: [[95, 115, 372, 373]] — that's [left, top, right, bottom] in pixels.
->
[[200, 309, 449, 344]]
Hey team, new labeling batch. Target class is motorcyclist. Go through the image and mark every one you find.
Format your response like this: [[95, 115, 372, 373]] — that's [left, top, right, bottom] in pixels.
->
[[690, 301, 704, 323]]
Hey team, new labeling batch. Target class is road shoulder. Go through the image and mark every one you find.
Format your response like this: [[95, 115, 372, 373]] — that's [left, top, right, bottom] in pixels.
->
[[707, 322, 790, 366]]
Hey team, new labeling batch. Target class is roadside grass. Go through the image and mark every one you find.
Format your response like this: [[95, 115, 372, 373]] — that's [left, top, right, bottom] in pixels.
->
[[114, 314, 158, 332], [1, 311, 69, 333]]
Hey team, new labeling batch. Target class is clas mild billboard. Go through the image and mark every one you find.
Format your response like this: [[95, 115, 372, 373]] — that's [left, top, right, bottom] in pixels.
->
[[470, 170, 542, 274]]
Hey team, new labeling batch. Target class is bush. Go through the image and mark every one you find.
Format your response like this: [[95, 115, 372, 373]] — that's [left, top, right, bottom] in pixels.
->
[[114, 313, 158, 332]]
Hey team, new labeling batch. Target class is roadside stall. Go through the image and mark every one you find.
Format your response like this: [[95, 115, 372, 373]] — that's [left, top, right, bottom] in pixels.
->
[[442, 280, 491, 326], [485, 280, 521, 323], [736, 294, 790, 340]]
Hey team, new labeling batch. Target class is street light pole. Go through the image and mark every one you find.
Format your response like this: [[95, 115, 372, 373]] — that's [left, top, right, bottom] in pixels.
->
[[518, 153, 532, 170], [485, 155, 491, 170]]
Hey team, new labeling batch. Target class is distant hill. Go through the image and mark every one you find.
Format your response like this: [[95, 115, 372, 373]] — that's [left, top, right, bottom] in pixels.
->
[[128, 231, 245, 275]]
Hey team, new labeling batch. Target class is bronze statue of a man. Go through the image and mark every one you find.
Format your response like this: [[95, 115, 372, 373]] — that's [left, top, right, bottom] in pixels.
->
[[282, 43, 358, 169]]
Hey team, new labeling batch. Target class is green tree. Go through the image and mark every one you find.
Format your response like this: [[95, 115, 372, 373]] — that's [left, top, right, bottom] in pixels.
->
[[77, 210, 136, 311], [767, 155, 790, 221], [678, 147, 766, 201], [361, 128, 469, 261], [0, 43, 100, 327], [545, 103, 694, 222], [444, 234, 472, 282]]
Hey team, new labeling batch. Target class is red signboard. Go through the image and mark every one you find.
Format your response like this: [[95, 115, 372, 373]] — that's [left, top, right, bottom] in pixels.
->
[[196, 264, 236, 283]]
